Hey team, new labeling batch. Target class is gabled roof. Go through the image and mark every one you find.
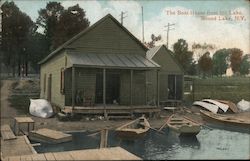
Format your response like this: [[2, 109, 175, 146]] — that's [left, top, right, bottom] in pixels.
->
[[39, 14, 148, 65], [146, 45, 184, 72]]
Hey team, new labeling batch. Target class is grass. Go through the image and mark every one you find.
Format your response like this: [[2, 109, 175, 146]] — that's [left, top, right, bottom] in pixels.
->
[[8, 79, 40, 114], [184, 77, 250, 104]]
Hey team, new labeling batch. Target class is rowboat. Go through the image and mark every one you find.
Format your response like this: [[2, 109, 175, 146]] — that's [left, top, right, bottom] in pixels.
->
[[115, 116, 150, 139], [200, 110, 250, 133], [166, 115, 201, 136]]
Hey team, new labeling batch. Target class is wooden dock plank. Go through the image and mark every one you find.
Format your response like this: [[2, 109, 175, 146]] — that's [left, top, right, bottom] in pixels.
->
[[29, 128, 72, 144], [8, 156, 21, 161], [1, 125, 16, 140], [44, 153, 56, 161], [20, 155, 33, 161], [31, 154, 46, 161], [53, 152, 74, 160], [3, 147, 141, 160]]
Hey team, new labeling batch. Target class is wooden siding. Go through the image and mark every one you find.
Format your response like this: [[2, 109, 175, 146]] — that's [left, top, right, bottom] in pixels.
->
[[146, 46, 184, 103], [40, 51, 67, 107], [152, 47, 183, 74], [68, 18, 145, 56]]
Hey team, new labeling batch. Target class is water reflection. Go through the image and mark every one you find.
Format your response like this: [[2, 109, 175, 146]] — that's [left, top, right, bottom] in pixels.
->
[[33, 128, 250, 160], [179, 135, 200, 149]]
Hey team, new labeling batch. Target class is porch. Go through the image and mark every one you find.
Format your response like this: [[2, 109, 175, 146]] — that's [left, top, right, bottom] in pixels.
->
[[63, 52, 161, 118], [63, 105, 161, 119]]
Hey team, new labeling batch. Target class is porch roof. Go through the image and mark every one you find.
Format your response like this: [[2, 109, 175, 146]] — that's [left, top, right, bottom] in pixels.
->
[[66, 51, 160, 69]]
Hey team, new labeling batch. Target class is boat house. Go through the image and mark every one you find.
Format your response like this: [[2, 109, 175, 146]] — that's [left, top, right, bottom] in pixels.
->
[[39, 14, 161, 117], [146, 45, 184, 106]]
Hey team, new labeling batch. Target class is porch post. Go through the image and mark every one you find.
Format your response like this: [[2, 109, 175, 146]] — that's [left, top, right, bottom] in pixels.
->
[[72, 66, 76, 109], [130, 69, 133, 106], [103, 68, 107, 118], [156, 69, 159, 107]]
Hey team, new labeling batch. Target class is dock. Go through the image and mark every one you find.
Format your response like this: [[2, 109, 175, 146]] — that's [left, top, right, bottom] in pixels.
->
[[1, 125, 16, 141], [1, 135, 36, 158], [28, 128, 72, 144], [2, 147, 142, 160]]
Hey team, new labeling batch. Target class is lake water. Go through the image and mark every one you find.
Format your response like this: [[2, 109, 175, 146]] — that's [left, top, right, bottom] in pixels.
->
[[33, 127, 250, 160]]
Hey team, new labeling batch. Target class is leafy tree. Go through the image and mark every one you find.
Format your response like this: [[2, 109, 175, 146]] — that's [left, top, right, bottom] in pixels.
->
[[145, 34, 161, 48], [198, 52, 213, 77], [36, 2, 64, 51], [37, 2, 90, 51], [2, 1, 34, 76], [212, 49, 229, 76], [229, 48, 243, 74], [240, 54, 250, 75], [173, 39, 194, 74], [53, 4, 90, 48]]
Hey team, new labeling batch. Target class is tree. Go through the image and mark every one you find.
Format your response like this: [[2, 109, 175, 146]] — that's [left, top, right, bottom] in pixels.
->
[[240, 54, 250, 75], [229, 48, 243, 74], [37, 2, 90, 51], [145, 34, 161, 48], [36, 2, 64, 51], [2, 1, 34, 76], [212, 49, 229, 76], [173, 39, 194, 74], [192, 42, 216, 61], [53, 4, 90, 48], [198, 52, 213, 77]]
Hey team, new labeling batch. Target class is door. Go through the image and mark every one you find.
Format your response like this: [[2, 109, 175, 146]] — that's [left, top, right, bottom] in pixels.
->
[[47, 74, 52, 101], [95, 73, 120, 104], [168, 74, 182, 100]]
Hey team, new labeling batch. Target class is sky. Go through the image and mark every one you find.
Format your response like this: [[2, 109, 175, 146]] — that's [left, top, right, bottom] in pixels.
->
[[10, 0, 250, 58]]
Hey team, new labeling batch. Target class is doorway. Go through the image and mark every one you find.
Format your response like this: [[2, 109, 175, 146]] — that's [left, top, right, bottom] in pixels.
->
[[47, 74, 52, 101], [168, 74, 182, 100], [95, 73, 120, 104]]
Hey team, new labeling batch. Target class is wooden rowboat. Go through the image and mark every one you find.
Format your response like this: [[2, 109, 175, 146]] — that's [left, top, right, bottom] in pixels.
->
[[166, 115, 201, 136], [115, 116, 150, 139], [200, 110, 250, 133]]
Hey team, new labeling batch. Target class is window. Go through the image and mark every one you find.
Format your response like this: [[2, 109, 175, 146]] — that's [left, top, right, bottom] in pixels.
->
[[43, 74, 46, 93], [60, 68, 65, 94]]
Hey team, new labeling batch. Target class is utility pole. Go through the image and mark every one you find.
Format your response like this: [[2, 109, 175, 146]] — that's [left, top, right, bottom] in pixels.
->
[[164, 23, 175, 49], [141, 6, 145, 43], [120, 11, 127, 25]]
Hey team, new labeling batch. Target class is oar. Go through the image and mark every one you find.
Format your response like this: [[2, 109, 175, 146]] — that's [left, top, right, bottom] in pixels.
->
[[183, 115, 213, 130], [144, 124, 165, 134], [158, 114, 174, 131]]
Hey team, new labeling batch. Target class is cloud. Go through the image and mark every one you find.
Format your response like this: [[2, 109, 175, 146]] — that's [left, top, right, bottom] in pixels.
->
[[15, 0, 249, 55]]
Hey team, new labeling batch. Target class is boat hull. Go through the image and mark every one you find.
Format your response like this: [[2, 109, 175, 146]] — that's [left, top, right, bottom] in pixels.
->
[[115, 130, 148, 139], [115, 116, 150, 139], [166, 115, 201, 136], [200, 110, 250, 133]]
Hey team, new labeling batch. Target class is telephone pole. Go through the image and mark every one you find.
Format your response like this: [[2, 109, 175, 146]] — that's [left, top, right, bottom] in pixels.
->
[[164, 23, 175, 49], [120, 11, 127, 25], [141, 6, 145, 43]]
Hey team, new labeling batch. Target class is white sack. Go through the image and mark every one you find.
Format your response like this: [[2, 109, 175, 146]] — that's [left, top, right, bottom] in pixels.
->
[[29, 99, 53, 118], [237, 99, 250, 112]]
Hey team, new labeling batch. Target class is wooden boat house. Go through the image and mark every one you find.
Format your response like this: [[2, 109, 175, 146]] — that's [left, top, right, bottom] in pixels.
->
[[146, 45, 184, 106], [39, 14, 183, 117]]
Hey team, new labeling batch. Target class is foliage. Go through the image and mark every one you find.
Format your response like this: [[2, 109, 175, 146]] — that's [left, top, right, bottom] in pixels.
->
[[173, 39, 194, 74], [145, 34, 161, 48], [37, 2, 90, 50], [198, 52, 213, 77], [240, 54, 250, 75], [53, 4, 90, 48], [229, 48, 243, 74], [212, 49, 229, 76], [1, 1, 35, 76], [36, 2, 64, 51]]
